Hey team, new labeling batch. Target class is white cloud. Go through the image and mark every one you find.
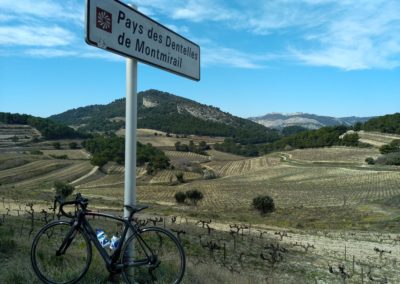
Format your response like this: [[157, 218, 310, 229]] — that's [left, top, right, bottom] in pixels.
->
[[24, 48, 77, 57], [202, 45, 279, 69], [131, 0, 400, 70], [131, 0, 237, 23], [1, 0, 399, 71], [290, 0, 400, 70], [171, 0, 236, 22], [0, 26, 76, 46], [165, 24, 189, 35], [0, 0, 83, 23]]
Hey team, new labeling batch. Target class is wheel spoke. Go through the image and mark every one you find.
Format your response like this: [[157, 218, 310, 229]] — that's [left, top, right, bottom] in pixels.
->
[[31, 222, 92, 284], [121, 227, 185, 284]]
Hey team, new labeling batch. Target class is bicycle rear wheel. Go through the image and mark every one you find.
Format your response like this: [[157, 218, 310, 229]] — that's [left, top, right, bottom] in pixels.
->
[[31, 221, 92, 284], [121, 227, 185, 284]]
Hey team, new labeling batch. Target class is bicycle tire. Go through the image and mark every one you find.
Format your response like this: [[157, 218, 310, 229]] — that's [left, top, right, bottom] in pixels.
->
[[121, 226, 185, 284], [31, 221, 92, 284]]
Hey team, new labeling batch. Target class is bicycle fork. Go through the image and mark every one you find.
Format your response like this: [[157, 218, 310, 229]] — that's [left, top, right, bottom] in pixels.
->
[[56, 220, 80, 256]]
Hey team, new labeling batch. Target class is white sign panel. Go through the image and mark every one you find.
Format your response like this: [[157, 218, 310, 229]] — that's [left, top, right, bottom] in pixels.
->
[[85, 0, 200, 81]]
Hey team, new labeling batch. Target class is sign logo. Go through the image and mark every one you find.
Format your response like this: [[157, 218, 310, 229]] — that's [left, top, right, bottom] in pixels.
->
[[86, 0, 200, 80], [96, 7, 112, 33]]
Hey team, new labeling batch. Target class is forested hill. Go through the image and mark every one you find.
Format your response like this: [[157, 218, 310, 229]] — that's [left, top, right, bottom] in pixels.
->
[[360, 113, 400, 134], [49, 89, 279, 144], [0, 112, 86, 139]]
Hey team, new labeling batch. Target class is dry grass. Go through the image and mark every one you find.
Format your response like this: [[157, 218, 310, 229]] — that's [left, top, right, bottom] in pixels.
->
[[208, 154, 281, 177], [41, 149, 90, 160], [358, 131, 400, 147], [2, 132, 400, 282], [165, 151, 211, 164], [285, 146, 380, 163]]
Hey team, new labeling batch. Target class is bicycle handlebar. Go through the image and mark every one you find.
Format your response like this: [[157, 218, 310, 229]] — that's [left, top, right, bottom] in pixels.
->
[[55, 193, 89, 218]]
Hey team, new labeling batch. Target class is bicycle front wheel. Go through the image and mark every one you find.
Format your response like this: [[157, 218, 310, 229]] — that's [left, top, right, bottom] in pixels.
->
[[31, 221, 92, 284], [121, 227, 185, 284]]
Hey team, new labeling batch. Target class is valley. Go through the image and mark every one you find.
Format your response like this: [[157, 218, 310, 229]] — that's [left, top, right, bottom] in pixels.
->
[[0, 122, 399, 283]]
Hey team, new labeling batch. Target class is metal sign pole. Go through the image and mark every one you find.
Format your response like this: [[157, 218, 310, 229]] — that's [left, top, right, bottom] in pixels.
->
[[124, 56, 137, 219], [124, 6, 138, 280]]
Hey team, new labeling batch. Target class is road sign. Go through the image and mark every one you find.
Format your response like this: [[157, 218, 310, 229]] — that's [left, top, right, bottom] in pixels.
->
[[85, 0, 200, 81]]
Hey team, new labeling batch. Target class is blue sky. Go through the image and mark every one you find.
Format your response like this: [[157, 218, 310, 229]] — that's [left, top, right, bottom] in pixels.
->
[[0, 0, 399, 119]]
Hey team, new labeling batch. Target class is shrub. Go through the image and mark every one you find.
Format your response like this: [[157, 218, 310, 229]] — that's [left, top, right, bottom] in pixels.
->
[[50, 154, 68, 159], [365, 157, 375, 165], [52, 142, 61, 149], [91, 154, 108, 167], [203, 169, 217, 180], [385, 152, 400, 165], [30, 150, 43, 155], [341, 133, 359, 146], [379, 140, 400, 154], [253, 195, 275, 214], [375, 152, 400, 166], [175, 171, 185, 183], [174, 191, 187, 204], [54, 181, 75, 198], [69, 142, 78, 149], [186, 189, 203, 205]]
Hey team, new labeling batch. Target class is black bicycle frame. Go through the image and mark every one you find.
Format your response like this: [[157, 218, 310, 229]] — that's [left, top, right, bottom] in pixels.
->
[[58, 210, 154, 272]]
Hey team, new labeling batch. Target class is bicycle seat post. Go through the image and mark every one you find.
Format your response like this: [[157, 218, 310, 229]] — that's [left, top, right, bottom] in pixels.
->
[[124, 204, 148, 220]]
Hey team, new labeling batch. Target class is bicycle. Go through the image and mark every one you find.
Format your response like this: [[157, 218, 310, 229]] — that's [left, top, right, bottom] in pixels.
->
[[31, 193, 185, 284]]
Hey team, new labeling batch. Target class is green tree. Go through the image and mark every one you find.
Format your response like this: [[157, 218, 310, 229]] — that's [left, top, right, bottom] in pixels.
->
[[91, 154, 108, 167], [53, 142, 61, 149], [69, 142, 78, 149], [175, 171, 185, 183], [353, 122, 362, 131], [365, 157, 375, 165], [253, 195, 275, 214], [380, 140, 400, 154], [342, 133, 359, 146], [186, 189, 203, 205], [54, 181, 75, 198], [188, 140, 195, 152], [386, 152, 400, 165], [174, 141, 181, 151], [174, 191, 187, 204]]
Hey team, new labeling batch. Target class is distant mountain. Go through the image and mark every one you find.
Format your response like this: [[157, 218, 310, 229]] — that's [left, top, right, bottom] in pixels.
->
[[248, 113, 372, 130], [49, 89, 279, 144]]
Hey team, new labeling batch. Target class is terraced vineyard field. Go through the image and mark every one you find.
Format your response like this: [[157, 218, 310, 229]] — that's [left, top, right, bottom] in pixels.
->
[[1, 130, 400, 283], [209, 155, 281, 177], [165, 150, 211, 164], [134, 128, 224, 148], [206, 149, 247, 161], [149, 169, 203, 184], [0, 124, 40, 146], [0, 160, 71, 184], [6, 161, 92, 189], [357, 131, 400, 147], [41, 149, 90, 160], [285, 146, 380, 164]]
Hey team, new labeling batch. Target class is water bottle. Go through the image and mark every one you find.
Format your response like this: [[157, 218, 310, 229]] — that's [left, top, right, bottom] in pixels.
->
[[96, 229, 110, 247], [110, 235, 120, 250]]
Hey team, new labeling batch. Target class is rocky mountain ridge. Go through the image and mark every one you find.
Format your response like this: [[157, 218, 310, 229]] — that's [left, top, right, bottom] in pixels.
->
[[49, 89, 279, 144], [249, 113, 372, 130]]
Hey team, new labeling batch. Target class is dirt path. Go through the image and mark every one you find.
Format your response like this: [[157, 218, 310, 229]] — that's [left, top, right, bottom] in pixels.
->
[[70, 166, 99, 185]]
